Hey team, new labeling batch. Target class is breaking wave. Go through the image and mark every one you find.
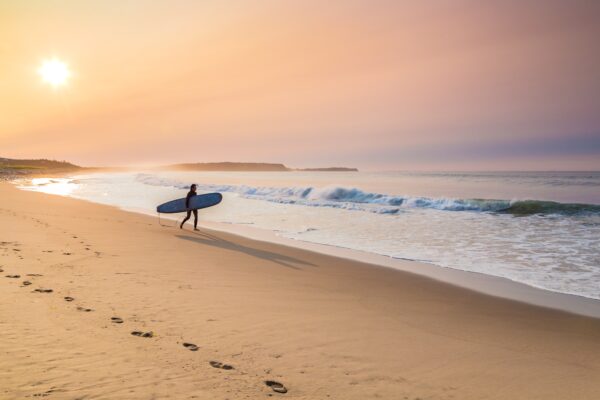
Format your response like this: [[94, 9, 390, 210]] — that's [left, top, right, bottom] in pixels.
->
[[135, 173, 600, 216]]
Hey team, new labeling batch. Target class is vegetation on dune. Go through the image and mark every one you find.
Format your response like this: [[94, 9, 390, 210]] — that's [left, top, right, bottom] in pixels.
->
[[0, 158, 81, 178], [0, 158, 79, 169]]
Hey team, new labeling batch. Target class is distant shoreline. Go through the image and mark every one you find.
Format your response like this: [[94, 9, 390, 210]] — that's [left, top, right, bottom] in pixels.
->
[[1, 157, 358, 176], [163, 162, 358, 172]]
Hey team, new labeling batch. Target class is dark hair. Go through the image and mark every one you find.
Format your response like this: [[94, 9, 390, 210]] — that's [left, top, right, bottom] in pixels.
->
[[191, 184, 197, 189]]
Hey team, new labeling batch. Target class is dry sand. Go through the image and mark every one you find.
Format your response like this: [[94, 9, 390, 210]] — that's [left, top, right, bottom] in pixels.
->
[[1, 182, 600, 399]]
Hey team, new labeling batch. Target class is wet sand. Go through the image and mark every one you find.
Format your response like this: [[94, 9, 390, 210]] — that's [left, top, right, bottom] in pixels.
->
[[1, 182, 600, 399]]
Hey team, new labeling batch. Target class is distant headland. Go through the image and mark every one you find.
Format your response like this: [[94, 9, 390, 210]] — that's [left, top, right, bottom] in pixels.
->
[[164, 162, 358, 172], [0, 157, 82, 179], [1, 158, 358, 179], [295, 167, 358, 172]]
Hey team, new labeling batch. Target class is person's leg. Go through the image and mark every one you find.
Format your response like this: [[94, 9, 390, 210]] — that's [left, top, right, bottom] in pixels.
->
[[180, 210, 191, 229], [193, 210, 198, 230]]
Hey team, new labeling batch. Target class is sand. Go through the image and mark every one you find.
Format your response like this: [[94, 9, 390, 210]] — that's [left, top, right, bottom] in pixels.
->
[[1, 182, 600, 400]]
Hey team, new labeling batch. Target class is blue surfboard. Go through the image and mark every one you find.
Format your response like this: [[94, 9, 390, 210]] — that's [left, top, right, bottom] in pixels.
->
[[156, 193, 222, 214]]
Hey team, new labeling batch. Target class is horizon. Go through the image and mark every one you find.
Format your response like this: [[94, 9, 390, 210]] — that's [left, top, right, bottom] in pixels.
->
[[2, 1, 600, 170]]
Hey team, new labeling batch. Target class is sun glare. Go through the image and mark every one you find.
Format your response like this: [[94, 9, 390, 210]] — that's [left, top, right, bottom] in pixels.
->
[[38, 58, 70, 87]]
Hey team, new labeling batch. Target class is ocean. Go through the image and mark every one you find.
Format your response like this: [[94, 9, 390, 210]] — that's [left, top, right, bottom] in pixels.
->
[[19, 170, 600, 300]]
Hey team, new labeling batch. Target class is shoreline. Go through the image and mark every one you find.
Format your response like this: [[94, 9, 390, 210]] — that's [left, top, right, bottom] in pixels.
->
[[14, 178, 600, 319], [2, 181, 600, 399], [196, 220, 600, 319]]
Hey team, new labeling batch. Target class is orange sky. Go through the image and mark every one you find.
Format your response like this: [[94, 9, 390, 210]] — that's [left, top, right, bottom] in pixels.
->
[[1, 0, 599, 170]]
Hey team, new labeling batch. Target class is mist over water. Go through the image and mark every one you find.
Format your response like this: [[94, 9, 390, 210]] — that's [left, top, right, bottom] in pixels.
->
[[20, 171, 600, 300]]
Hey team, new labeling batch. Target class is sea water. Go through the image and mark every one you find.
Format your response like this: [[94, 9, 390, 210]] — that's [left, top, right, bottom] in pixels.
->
[[19, 171, 600, 299]]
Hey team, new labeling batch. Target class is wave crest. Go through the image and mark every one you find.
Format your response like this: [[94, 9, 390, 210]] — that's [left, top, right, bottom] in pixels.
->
[[134, 173, 599, 216]]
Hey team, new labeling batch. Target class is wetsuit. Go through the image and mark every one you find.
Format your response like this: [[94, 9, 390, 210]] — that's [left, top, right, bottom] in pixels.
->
[[180, 190, 198, 229]]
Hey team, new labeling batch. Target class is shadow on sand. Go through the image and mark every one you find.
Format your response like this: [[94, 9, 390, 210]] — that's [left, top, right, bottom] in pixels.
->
[[175, 231, 316, 270]]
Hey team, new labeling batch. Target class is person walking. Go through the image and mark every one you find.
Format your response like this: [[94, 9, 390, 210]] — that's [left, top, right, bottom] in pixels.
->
[[180, 184, 199, 230]]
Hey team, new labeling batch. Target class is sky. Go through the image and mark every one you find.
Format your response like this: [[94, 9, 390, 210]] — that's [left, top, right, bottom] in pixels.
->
[[1, 0, 599, 170]]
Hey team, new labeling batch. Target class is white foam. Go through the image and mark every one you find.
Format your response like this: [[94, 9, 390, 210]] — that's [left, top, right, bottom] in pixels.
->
[[133, 173, 518, 214]]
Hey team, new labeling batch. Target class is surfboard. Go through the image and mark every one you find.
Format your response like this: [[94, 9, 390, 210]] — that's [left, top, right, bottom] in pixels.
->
[[156, 193, 222, 214]]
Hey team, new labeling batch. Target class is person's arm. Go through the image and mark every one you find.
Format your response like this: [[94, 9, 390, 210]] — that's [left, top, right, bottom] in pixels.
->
[[185, 192, 191, 209]]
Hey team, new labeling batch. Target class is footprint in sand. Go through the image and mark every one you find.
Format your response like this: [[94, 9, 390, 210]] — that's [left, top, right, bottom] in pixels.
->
[[6, 274, 20, 279], [64, 296, 75, 302], [111, 317, 124, 324], [63, 252, 72, 256], [209, 361, 234, 370], [183, 342, 199, 351], [33, 288, 53, 293], [76, 306, 93, 312], [32, 388, 56, 397], [27, 273, 43, 277], [265, 380, 288, 394], [0, 268, 3, 273], [131, 331, 154, 338], [22, 281, 32, 286]]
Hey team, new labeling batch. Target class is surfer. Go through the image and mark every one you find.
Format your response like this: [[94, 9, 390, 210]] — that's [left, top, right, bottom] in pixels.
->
[[180, 184, 199, 230]]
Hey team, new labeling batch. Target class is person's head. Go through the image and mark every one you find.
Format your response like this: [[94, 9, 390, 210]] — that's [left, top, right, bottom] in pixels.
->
[[190, 184, 197, 192]]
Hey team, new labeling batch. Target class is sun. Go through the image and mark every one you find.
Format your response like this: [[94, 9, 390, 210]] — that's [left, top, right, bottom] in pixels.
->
[[38, 58, 71, 87]]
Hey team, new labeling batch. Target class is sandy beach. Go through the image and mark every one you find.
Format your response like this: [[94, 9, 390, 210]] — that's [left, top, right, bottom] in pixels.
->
[[1, 181, 600, 399]]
